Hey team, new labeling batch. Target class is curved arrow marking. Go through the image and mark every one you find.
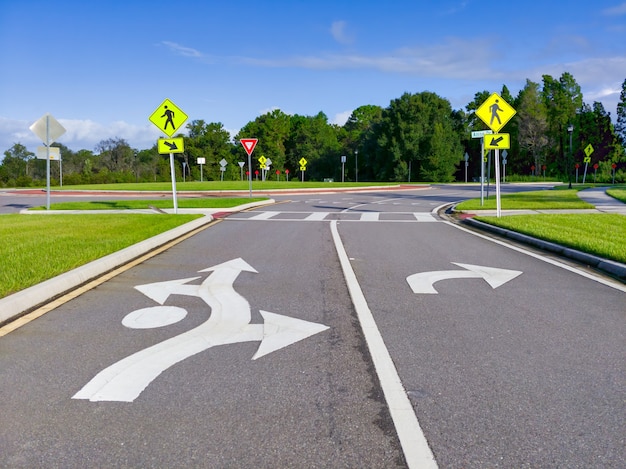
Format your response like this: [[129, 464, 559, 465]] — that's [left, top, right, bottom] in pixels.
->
[[73, 258, 328, 402], [407, 262, 522, 294]]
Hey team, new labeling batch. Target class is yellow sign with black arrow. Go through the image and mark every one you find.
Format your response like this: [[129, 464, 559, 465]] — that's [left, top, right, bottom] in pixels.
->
[[158, 137, 185, 154], [484, 133, 510, 150]]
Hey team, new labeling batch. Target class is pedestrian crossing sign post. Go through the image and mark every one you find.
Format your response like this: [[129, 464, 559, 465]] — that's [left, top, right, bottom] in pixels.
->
[[149, 98, 189, 214], [475, 93, 517, 218]]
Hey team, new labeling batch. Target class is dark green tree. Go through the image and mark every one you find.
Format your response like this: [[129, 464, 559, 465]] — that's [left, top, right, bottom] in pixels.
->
[[374, 92, 462, 182], [616, 78, 626, 147]]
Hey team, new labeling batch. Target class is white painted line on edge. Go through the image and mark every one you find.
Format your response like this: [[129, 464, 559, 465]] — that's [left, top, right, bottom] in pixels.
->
[[330, 220, 438, 469]]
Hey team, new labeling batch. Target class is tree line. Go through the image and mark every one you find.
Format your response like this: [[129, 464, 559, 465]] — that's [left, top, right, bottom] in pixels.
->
[[2, 73, 625, 187]]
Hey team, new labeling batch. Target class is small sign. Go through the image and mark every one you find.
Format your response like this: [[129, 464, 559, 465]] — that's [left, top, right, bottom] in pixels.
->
[[583, 156, 592, 163], [484, 133, 510, 150], [197, 158, 206, 164], [299, 157, 308, 167], [476, 93, 516, 132], [258, 155, 267, 166], [240, 138, 258, 156], [471, 130, 493, 139], [30, 113, 66, 143], [300, 166, 307, 171], [149, 99, 188, 137], [584, 144, 594, 157], [157, 137, 185, 154], [219, 158, 228, 167], [36, 146, 61, 160]]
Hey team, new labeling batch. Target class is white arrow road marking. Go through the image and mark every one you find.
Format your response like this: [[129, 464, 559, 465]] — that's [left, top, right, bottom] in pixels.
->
[[407, 262, 522, 294], [73, 258, 328, 402]]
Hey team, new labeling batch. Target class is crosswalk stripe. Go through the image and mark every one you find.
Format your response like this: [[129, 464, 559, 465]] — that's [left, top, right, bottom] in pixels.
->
[[227, 211, 439, 223]]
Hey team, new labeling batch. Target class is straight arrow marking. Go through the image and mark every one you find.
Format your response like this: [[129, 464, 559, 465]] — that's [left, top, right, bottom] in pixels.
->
[[407, 263, 522, 294]]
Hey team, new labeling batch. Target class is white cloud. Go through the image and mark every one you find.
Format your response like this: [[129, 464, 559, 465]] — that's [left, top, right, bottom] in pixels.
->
[[161, 41, 204, 58], [330, 21, 354, 45], [332, 110, 352, 126], [602, 2, 626, 15], [0, 116, 166, 154]]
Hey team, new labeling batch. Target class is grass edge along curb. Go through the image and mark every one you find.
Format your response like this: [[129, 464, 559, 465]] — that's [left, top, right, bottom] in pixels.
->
[[462, 217, 626, 281]]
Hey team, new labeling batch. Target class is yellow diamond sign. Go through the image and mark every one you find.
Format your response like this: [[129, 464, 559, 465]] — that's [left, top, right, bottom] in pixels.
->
[[299, 157, 307, 167], [149, 99, 188, 137], [476, 93, 516, 133]]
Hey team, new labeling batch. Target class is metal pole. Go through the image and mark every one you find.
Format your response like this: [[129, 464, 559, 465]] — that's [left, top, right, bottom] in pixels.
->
[[355, 150, 358, 182], [480, 138, 485, 206], [169, 153, 178, 214], [248, 153, 252, 198], [495, 149, 501, 218], [46, 115, 50, 210]]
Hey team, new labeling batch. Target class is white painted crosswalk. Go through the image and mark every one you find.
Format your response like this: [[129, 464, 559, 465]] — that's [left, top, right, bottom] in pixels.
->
[[225, 211, 439, 223]]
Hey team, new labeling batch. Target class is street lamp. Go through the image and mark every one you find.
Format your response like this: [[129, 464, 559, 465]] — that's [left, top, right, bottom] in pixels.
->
[[567, 124, 574, 188], [355, 150, 358, 183]]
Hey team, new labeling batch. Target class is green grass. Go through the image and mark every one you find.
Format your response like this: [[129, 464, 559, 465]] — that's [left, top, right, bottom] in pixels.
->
[[46, 181, 402, 191], [30, 197, 268, 211], [455, 189, 594, 210], [0, 214, 202, 297], [475, 214, 626, 264], [606, 188, 626, 203]]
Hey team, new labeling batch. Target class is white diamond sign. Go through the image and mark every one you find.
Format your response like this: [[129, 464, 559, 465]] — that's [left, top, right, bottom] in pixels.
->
[[30, 113, 66, 144]]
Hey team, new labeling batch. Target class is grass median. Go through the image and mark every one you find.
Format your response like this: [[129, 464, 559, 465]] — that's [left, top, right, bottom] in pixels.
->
[[0, 214, 203, 298], [455, 187, 626, 265], [1, 196, 268, 298]]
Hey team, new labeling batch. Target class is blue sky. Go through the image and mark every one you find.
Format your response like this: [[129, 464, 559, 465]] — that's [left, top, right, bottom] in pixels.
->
[[1, 0, 625, 155]]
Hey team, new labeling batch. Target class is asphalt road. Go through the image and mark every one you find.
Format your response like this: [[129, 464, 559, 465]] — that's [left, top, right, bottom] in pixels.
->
[[1, 184, 624, 468]]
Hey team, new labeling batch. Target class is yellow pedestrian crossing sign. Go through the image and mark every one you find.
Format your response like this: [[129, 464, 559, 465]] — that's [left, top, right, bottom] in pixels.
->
[[584, 143, 594, 157], [258, 155, 267, 166], [299, 157, 307, 167], [476, 93, 516, 133], [149, 99, 188, 137]]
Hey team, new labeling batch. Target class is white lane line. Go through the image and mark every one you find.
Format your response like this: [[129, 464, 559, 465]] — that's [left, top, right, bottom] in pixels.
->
[[249, 212, 279, 220], [305, 212, 330, 221], [359, 212, 380, 221], [413, 213, 438, 222], [330, 220, 438, 469]]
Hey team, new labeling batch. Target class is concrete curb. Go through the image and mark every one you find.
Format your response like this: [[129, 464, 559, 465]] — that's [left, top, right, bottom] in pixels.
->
[[1, 199, 275, 325], [462, 217, 626, 282]]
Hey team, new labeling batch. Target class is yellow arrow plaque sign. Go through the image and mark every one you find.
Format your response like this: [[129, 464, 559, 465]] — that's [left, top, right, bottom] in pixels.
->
[[158, 137, 185, 154], [484, 133, 510, 150]]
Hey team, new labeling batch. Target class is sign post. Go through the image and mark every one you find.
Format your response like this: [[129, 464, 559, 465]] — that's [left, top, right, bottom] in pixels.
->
[[475, 93, 516, 217], [299, 158, 308, 182], [582, 144, 594, 184], [150, 99, 188, 214], [471, 130, 493, 205], [30, 113, 66, 210], [240, 138, 258, 197]]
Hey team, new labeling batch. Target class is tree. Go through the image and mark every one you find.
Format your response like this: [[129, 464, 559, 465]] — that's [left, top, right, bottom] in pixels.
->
[[374, 92, 462, 182], [0, 143, 34, 186], [186, 120, 233, 180], [542, 73, 583, 176], [517, 79, 548, 175], [95, 138, 135, 174], [616, 78, 626, 147], [340, 105, 383, 181]]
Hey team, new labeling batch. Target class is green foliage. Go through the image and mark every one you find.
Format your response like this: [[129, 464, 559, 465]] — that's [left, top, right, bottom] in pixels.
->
[[2, 72, 624, 186]]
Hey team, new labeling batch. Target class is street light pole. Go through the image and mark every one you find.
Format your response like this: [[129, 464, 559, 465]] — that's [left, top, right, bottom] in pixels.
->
[[355, 150, 358, 183], [567, 124, 574, 189]]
